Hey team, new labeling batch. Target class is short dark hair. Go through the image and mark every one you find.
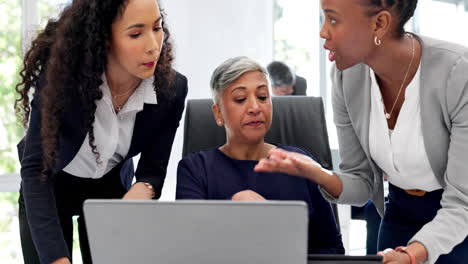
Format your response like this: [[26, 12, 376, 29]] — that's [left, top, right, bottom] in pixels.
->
[[266, 61, 296, 87], [364, 0, 418, 37]]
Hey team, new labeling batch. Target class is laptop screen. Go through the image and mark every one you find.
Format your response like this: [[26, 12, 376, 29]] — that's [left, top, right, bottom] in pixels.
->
[[84, 200, 309, 264]]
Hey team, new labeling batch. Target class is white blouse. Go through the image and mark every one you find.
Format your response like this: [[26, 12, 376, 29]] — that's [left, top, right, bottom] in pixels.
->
[[63, 75, 157, 179], [369, 67, 442, 192]]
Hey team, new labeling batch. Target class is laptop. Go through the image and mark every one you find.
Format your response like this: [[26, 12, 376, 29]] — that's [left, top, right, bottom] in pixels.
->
[[308, 254, 383, 263], [84, 200, 308, 264]]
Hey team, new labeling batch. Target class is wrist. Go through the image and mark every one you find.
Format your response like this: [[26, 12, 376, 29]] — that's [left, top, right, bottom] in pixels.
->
[[307, 163, 325, 183], [135, 182, 155, 198], [51, 257, 71, 264], [315, 169, 342, 198], [395, 246, 417, 264], [406, 242, 428, 264]]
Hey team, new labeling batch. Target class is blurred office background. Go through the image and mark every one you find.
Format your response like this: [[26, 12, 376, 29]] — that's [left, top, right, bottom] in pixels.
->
[[1, 0, 467, 262]]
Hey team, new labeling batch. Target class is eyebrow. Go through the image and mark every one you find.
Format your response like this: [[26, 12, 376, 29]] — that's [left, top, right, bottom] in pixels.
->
[[323, 9, 339, 15], [126, 16, 162, 30], [231, 87, 247, 93], [231, 85, 268, 93]]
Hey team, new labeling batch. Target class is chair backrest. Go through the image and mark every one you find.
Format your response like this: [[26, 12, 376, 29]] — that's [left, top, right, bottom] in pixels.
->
[[182, 96, 339, 228], [183, 96, 332, 170], [293, 75, 307, 96]]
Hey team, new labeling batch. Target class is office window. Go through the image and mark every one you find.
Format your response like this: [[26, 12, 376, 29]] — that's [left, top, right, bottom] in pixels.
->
[[418, 0, 468, 46], [0, 0, 22, 262], [0, 1, 77, 263], [0, 0, 22, 175], [273, 0, 320, 96], [0, 192, 20, 263], [38, 0, 69, 27]]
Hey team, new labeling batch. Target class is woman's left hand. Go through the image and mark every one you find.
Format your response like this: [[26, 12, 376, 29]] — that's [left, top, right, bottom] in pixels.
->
[[122, 182, 154, 200], [377, 248, 411, 264]]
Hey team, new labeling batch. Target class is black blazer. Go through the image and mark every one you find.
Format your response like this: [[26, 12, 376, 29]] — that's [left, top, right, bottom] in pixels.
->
[[19, 71, 188, 263]]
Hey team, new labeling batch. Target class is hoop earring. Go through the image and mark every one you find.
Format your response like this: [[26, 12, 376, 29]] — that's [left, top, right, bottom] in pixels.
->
[[374, 36, 381, 46]]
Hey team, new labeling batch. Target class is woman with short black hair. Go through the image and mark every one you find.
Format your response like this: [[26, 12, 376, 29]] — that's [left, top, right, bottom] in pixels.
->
[[256, 1, 468, 263]]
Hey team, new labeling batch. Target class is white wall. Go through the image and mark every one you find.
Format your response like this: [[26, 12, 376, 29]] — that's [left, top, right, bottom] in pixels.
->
[[158, 0, 274, 200]]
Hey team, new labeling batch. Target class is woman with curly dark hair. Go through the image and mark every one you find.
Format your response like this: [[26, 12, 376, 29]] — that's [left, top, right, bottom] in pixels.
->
[[15, 0, 188, 263]]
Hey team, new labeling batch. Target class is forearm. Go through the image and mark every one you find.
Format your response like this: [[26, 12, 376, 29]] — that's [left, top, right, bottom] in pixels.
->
[[22, 175, 70, 263], [123, 182, 155, 200], [308, 166, 343, 198]]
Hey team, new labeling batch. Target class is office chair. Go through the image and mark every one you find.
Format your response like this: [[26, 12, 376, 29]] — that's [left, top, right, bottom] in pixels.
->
[[182, 96, 339, 229], [292, 75, 307, 96]]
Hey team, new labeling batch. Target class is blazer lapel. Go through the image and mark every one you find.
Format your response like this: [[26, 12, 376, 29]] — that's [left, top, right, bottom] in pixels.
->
[[417, 35, 449, 180], [342, 64, 384, 200], [343, 64, 372, 159], [126, 103, 163, 158]]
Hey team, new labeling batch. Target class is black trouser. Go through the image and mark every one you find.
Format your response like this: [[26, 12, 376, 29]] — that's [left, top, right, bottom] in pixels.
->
[[378, 183, 468, 263], [19, 165, 127, 264]]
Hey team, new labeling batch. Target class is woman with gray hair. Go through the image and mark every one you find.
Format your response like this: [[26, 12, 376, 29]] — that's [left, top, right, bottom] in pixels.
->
[[176, 56, 344, 254]]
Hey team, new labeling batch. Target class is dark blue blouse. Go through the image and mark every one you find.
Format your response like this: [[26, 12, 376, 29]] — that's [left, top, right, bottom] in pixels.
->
[[176, 144, 344, 254]]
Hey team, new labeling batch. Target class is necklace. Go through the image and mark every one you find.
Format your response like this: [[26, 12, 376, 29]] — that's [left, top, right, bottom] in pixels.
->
[[113, 101, 124, 113], [110, 80, 141, 113], [112, 87, 135, 99], [382, 33, 415, 120]]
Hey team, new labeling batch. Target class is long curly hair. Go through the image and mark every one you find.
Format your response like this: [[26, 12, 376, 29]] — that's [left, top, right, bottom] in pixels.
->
[[15, 0, 175, 178]]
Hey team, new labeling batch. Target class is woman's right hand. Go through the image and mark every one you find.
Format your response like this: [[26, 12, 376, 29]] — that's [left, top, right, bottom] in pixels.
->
[[254, 148, 322, 180], [254, 148, 343, 198], [52, 257, 71, 264], [231, 190, 266, 201]]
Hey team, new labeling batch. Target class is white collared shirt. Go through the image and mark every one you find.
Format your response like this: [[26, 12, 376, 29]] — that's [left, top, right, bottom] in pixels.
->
[[369, 67, 442, 191], [63, 75, 157, 179]]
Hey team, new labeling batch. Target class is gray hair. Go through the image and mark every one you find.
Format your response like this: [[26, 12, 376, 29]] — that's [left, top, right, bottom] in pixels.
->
[[210, 56, 268, 104]]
